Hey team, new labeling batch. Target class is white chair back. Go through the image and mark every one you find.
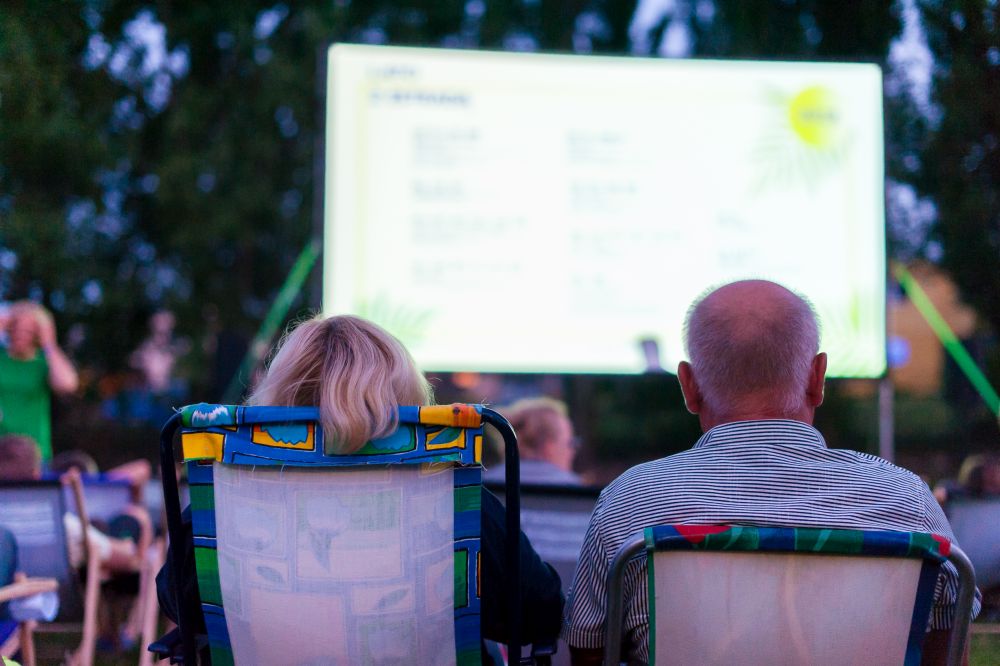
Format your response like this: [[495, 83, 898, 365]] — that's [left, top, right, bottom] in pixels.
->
[[647, 550, 921, 666], [213, 463, 457, 665]]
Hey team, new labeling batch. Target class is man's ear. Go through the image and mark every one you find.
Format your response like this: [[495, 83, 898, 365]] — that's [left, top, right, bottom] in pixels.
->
[[806, 352, 827, 407], [677, 361, 703, 414]]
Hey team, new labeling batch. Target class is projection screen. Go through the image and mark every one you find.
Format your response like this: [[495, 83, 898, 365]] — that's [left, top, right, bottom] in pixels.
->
[[325, 43, 886, 377]]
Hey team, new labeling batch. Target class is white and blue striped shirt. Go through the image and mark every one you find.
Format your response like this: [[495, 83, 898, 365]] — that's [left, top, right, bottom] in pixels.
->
[[562, 419, 981, 662]]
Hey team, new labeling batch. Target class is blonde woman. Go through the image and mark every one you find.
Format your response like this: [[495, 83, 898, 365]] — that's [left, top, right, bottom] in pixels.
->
[[158, 314, 563, 652]]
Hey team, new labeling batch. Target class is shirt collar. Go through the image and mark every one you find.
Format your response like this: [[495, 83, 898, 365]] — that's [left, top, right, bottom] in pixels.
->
[[693, 419, 828, 450]]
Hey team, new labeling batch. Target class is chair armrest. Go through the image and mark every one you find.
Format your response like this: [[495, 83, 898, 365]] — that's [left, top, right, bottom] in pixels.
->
[[149, 626, 183, 663], [0, 577, 58, 604], [148, 627, 211, 664], [528, 638, 559, 665]]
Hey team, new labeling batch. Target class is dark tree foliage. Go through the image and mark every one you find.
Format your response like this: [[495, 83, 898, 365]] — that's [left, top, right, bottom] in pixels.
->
[[694, 0, 900, 60], [3, 0, 996, 426], [0, 0, 635, 388], [917, 1, 1000, 337]]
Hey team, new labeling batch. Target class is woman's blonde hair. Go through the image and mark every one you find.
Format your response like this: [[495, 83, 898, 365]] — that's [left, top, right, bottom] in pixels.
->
[[248, 314, 432, 454]]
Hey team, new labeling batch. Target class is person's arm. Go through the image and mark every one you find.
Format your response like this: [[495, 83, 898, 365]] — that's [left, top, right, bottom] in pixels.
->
[[155, 505, 205, 632], [480, 488, 565, 645], [36, 308, 78, 395], [106, 459, 153, 502]]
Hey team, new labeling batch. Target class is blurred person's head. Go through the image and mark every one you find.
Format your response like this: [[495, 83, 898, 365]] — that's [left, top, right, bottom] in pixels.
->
[[248, 314, 432, 455], [504, 397, 577, 472], [4, 301, 44, 359], [49, 450, 100, 476], [0, 434, 42, 480], [149, 310, 176, 339], [679, 280, 826, 430], [957, 453, 1000, 496]]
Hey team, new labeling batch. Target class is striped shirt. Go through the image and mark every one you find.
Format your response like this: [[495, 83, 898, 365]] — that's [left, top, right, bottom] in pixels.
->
[[562, 419, 981, 663]]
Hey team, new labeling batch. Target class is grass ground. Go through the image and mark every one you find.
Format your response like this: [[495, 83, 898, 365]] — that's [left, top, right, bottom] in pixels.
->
[[23, 624, 1000, 665], [971, 628, 1000, 666]]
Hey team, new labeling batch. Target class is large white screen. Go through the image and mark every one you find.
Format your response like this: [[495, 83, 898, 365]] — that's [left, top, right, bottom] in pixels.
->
[[325, 44, 886, 377]]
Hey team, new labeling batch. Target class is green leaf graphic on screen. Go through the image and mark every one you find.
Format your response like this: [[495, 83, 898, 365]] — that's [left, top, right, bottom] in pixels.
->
[[814, 295, 881, 377], [357, 295, 433, 346], [751, 85, 850, 194]]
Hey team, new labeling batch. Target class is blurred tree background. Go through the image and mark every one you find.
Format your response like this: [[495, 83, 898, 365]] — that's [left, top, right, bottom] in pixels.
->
[[1, 0, 997, 473]]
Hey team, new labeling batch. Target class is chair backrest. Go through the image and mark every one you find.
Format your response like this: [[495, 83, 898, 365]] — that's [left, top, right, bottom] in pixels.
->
[[0, 481, 85, 621], [487, 482, 598, 666], [945, 498, 1000, 589], [604, 524, 975, 666], [62, 478, 132, 531], [485, 482, 598, 589], [173, 402, 488, 666]]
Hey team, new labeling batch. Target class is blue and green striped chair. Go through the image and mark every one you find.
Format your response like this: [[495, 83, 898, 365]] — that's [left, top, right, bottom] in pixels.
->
[[604, 524, 976, 666], [157, 403, 529, 665]]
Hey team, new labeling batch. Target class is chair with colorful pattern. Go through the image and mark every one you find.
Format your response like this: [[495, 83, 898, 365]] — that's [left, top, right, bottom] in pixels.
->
[[603, 524, 976, 666], [156, 402, 531, 665]]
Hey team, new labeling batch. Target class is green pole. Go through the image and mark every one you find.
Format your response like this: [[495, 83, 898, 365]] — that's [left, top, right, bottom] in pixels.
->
[[893, 264, 1000, 417], [222, 238, 321, 404]]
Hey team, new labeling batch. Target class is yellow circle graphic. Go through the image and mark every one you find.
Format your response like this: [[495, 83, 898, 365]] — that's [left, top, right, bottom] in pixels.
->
[[788, 86, 839, 148]]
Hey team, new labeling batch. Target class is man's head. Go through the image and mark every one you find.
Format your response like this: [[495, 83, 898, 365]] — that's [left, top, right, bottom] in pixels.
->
[[677, 280, 827, 430], [0, 434, 43, 481], [503, 397, 577, 472]]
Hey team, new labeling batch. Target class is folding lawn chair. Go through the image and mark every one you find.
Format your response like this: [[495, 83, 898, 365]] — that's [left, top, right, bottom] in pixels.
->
[[63, 479, 132, 532], [1, 572, 59, 666], [0, 475, 101, 666], [155, 402, 545, 665], [603, 524, 977, 666], [68, 475, 163, 662], [1, 525, 59, 666], [945, 498, 1000, 592], [486, 482, 599, 666]]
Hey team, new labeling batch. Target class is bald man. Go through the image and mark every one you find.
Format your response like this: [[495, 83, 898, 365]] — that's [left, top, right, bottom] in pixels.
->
[[562, 280, 980, 666]]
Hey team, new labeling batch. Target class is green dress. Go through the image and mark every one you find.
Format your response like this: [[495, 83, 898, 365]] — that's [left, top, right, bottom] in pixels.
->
[[0, 350, 51, 461]]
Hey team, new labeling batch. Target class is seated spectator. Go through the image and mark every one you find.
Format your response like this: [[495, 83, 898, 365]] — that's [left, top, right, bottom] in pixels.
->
[[0, 435, 150, 577], [485, 397, 583, 486], [563, 280, 981, 666], [158, 314, 564, 650], [957, 453, 1000, 497], [934, 453, 1000, 504]]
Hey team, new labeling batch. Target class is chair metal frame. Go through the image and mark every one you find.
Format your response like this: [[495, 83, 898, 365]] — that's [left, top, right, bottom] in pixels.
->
[[603, 524, 977, 666], [158, 404, 528, 665]]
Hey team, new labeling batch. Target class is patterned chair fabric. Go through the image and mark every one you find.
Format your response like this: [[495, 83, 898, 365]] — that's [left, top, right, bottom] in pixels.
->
[[605, 524, 973, 666], [177, 403, 486, 666]]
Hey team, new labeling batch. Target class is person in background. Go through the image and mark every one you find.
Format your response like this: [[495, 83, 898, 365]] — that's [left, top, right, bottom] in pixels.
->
[[957, 453, 1000, 497], [486, 397, 583, 486], [49, 450, 153, 506], [934, 453, 1000, 504], [0, 302, 78, 463]]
